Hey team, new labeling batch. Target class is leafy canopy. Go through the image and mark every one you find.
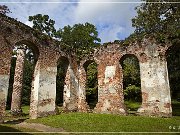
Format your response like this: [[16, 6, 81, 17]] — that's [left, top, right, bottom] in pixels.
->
[[0, 5, 11, 15], [29, 14, 101, 60], [132, 0, 180, 42], [56, 23, 101, 60], [29, 14, 56, 37]]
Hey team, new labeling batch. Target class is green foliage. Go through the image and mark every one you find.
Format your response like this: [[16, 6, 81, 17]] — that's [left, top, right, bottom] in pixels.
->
[[172, 100, 180, 116], [121, 56, 140, 87], [120, 56, 141, 102], [132, 0, 180, 43], [29, 14, 101, 61], [22, 59, 34, 106], [85, 62, 98, 108], [57, 23, 101, 60], [56, 58, 69, 106], [29, 14, 56, 37], [0, 5, 11, 15], [125, 101, 141, 112], [124, 85, 141, 102], [166, 45, 180, 100]]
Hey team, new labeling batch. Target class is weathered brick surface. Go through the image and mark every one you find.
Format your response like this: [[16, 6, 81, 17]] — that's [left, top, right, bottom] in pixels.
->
[[63, 55, 79, 112], [93, 45, 127, 114], [11, 48, 25, 115], [0, 14, 174, 121], [0, 14, 64, 119]]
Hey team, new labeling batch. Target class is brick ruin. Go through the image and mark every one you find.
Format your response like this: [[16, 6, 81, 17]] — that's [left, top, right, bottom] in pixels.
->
[[0, 14, 173, 121]]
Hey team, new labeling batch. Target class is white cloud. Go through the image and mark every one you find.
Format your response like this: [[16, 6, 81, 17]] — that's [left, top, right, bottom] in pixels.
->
[[75, 0, 140, 42], [98, 24, 123, 43], [4, 0, 140, 43]]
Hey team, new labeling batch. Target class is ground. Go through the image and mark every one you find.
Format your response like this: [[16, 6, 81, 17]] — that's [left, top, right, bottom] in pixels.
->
[[1, 114, 180, 134], [0, 103, 180, 134]]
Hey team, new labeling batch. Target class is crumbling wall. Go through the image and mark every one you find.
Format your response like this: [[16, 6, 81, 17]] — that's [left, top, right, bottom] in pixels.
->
[[0, 14, 62, 119], [31, 48, 58, 117], [137, 39, 172, 117], [63, 56, 79, 112], [78, 59, 96, 112], [92, 39, 172, 117], [0, 14, 173, 119], [93, 45, 127, 115], [0, 36, 12, 123]]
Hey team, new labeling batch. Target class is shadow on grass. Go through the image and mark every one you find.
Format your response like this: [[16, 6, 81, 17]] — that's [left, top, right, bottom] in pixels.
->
[[0, 125, 29, 134], [3, 118, 27, 124]]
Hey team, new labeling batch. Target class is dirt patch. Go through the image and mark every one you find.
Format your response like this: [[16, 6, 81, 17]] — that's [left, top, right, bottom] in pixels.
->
[[15, 122, 66, 132]]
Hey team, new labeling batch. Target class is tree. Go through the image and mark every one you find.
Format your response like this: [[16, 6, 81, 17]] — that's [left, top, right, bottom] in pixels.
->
[[56, 23, 101, 60], [132, 0, 180, 102], [85, 62, 98, 109], [132, 0, 180, 43], [29, 14, 101, 60], [0, 5, 11, 15], [29, 14, 56, 37], [120, 56, 141, 102]]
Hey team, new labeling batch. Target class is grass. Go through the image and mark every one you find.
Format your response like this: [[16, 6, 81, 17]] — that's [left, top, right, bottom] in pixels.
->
[[125, 101, 141, 114], [1, 102, 179, 134], [4, 106, 30, 121], [26, 113, 180, 133]]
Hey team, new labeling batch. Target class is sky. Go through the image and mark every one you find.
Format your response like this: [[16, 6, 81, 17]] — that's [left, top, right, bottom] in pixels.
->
[[1, 0, 141, 43]]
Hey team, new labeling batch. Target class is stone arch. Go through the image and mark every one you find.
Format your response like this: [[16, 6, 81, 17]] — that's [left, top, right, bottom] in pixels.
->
[[7, 40, 40, 116], [15, 40, 40, 63], [119, 54, 142, 114], [56, 55, 79, 112], [165, 44, 180, 116]]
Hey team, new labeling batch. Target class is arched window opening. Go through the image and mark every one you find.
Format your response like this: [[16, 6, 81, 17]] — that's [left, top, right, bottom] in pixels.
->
[[7, 43, 38, 117], [119, 54, 141, 114], [56, 57, 69, 112], [83, 61, 98, 110], [166, 45, 180, 116]]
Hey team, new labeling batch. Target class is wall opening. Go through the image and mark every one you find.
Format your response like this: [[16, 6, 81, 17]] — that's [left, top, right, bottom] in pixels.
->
[[166, 44, 180, 116], [119, 54, 141, 114], [56, 56, 69, 112], [7, 42, 39, 117], [83, 60, 98, 110]]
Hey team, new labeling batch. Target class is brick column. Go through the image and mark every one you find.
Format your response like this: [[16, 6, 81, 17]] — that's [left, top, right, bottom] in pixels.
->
[[63, 64, 79, 112], [11, 48, 25, 115], [137, 42, 172, 117], [77, 65, 89, 112], [94, 61, 127, 115]]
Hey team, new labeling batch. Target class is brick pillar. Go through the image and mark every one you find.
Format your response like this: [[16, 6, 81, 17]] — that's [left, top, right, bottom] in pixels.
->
[[11, 48, 25, 115], [77, 65, 89, 112], [138, 53, 172, 117], [0, 37, 11, 123], [63, 64, 79, 112], [94, 62, 127, 115], [30, 64, 57, 119]]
